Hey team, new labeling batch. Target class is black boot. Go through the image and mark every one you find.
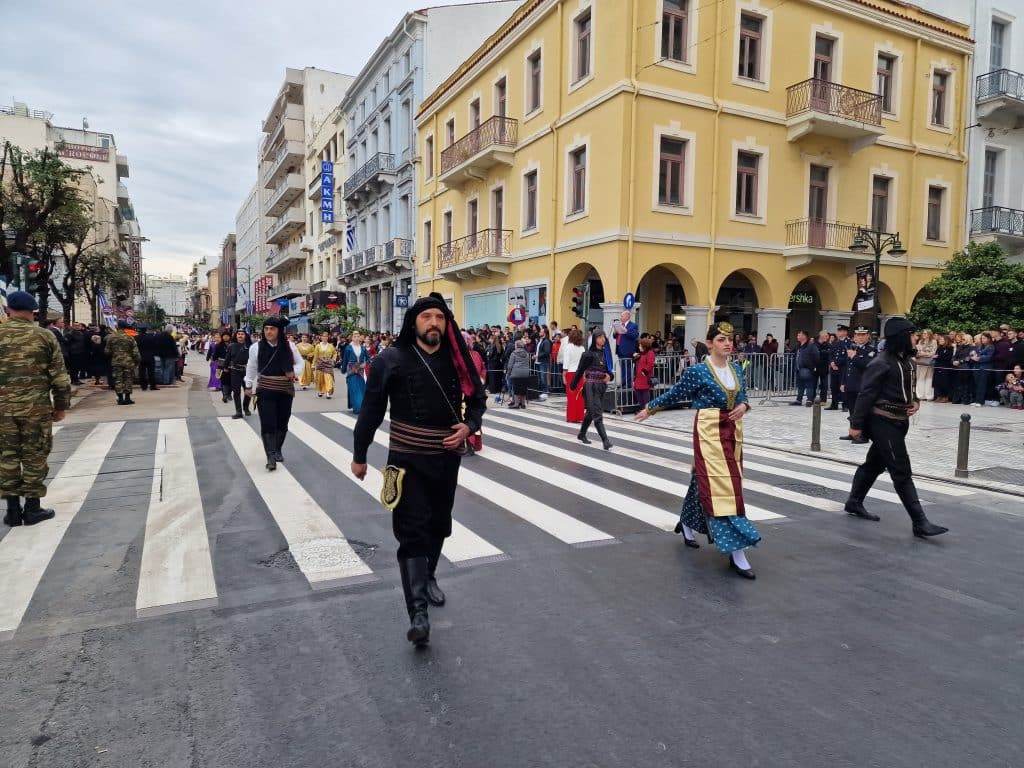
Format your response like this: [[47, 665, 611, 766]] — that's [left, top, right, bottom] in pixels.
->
[[907, 502, 948, 538], [577, 417, 592, 445], [22, 497, 55, 525], [243, 396, 252, 416], [232, 409, 243, 419], [123, 391, 135, 405], [426, 539, 446, 607], [116, 392, 125, 405], [262, 433, 277, 471], [399, 556, 431, 647], [844, 498, 880, 521], [595, 421, 612, 450], [274, 431, 285, 462], [3, 496, 23, 527]]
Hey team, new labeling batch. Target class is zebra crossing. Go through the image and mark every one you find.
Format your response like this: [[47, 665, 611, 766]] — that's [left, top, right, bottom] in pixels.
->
[[0, 405, 977, 639]]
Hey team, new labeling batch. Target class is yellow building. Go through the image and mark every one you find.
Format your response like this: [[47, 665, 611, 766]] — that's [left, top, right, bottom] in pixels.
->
[[414, 0, 973, 349]]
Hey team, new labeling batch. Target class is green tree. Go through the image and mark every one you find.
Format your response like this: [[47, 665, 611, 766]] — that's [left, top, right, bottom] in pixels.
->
[[43, 194, 113, 322], [908, 240, 1024, 332], [135, 300, 167, 328], [309, 304, 363, 335], [78, 248, 132, 325], [246, 313, 267, 332]]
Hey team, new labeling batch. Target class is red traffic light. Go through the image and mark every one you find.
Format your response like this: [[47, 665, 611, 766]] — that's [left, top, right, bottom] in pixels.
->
[[27, 262, 42, 273]]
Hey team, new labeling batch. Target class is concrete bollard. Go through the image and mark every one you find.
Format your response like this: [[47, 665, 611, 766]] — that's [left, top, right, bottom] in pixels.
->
[[811, 399, 822, 452], [955, 413, 971, 478]]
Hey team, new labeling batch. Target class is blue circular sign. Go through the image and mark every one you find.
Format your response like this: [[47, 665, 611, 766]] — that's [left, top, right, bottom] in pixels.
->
[[623, 292, 635, 310]]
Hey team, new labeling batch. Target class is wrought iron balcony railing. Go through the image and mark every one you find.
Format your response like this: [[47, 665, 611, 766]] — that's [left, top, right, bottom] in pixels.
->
[[385, 238, 414, 260], [785, 218, 863, 250], [343, 153, 396, 198], [440, 116, 518, 175], [786, 79, 882, 126], [976, 69, 1024, 103], [970, 206, 1024, 238], [437, 229, 512, 269]]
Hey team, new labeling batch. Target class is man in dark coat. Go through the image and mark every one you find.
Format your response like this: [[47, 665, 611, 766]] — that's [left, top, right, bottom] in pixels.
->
[[135, 326, 159, 391]]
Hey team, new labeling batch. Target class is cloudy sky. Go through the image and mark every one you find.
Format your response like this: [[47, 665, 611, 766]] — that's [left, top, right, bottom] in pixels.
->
[[1, 0, 496, 277]]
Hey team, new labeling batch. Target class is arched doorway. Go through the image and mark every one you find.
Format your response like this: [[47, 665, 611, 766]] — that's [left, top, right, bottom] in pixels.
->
[[714, 271, 764, 335], [561, 263, 605, 329], [787, 280, 822, 338], [635, 263, 700, 339]]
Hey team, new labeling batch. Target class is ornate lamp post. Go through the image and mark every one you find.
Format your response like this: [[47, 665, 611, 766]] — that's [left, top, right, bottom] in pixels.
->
[[848, 227, 907, 335]]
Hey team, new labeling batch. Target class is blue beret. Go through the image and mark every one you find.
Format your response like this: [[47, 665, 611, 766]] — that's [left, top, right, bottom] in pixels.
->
[[5, 291, 38, 311]]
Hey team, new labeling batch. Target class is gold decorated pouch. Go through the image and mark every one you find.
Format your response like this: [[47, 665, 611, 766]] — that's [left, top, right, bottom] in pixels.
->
[[379, 464, 406, 510]]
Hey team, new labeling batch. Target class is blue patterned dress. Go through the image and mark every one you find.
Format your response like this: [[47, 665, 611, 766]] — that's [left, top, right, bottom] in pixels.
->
[[646, 361, 761, 554]]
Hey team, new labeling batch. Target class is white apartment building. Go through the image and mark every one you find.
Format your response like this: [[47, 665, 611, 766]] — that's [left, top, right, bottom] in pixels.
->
[[339, 2, 523, 333], [919, 0, 1024, 259], [235, 180, 263, 315], [261, 67, 354, 330], [145, 275, 190, 318]]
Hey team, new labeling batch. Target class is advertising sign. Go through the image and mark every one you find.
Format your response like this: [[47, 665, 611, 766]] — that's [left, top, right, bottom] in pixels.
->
[[321, 161, 334, 224], [56, 142, 110, 162], [129, 242, 143, 295], [854, 262, 876, 312]]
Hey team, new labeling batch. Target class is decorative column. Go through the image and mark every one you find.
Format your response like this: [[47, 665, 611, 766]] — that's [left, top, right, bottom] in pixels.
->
[[681, 305, 712, 354], [819, 310, 854, 333], [755, 307, 790, 345]]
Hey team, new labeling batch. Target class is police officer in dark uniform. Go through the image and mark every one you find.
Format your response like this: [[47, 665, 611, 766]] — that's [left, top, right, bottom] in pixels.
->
[[827, 324, 851, 410], [839, 325, 874, 443], [844, 317, 948, 537]]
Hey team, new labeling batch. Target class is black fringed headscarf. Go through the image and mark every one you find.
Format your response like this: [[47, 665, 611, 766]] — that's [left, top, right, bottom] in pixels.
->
[[396, 292, 484, 399]]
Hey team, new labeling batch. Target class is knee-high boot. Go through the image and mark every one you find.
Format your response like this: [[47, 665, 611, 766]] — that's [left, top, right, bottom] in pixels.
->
[[426, 538, 446, 606], [906, 500, 949, 538], [398, 556, 431, 646], [243, 395, 252, 416], [577, 415, 592, 444], [261, 433, 277, 471], [844, 463, 881, 520], [595, 420, 612, 450], [274, 431, 286, 462]]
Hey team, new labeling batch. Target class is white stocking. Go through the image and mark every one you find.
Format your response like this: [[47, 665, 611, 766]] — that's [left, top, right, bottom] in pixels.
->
[[682, 524, 697, 541], [731, 549, 752, 570]]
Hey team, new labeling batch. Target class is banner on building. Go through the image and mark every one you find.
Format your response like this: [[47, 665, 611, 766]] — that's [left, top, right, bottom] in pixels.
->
[[253, 275, 274, 313], [321, 161, 334, 224], [129, 242, 143, 295], [854, 262, 876, 312], [97, 291, 117, 329], [56, 142, 110, 162]]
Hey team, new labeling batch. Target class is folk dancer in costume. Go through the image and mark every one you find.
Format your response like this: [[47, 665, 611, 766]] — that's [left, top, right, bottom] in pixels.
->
[[296, 333, 315, 390], [350, 293, 486, 648], [312, 331, 339, 399], [243, 316, 304, 471], [342, 331, 371, 414], [844, 317, 949, 537], [635, 322, 760, 580], [223, 329, 253, 419], [569, 328, 614, 450]]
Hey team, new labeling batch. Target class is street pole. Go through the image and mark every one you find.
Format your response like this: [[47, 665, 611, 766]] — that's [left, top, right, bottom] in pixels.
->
[[849, 228, 907, 337]]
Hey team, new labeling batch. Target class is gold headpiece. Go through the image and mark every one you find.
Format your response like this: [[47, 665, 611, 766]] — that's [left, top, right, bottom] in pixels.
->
[[717, 321, 734, 336]]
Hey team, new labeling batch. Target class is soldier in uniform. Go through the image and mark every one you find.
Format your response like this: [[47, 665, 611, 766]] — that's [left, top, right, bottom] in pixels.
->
[[839, 325, 874, 443], [827, 324, 851, 410], [0, 291, 71, 526], [106, 320, 141, 405]]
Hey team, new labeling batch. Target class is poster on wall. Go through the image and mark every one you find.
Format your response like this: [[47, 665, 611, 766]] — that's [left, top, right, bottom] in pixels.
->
[[853, 262, 876, 312]]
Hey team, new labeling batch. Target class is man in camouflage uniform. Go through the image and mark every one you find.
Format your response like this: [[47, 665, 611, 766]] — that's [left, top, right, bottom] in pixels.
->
[[0, 291, 71, 526], [105, 320, 141, 405]]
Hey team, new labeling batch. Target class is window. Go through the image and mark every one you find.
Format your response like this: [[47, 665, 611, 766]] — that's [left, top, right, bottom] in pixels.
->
[[495, 78, 507, 117], [470, 99, 481, 130], [524, 170, 538, 230], [662, 1, 688, 63], [813, 35, 834, 82], [983, 150, 997, 208], [927, 186, 944, 240], [422, 220, 432, 263], [738, 14, 762, 81], [443, 211, 453, 244], [467, 199, 478, 245], [445, 118, 455, 147], [658, 137, 686, 206], [871, 176, 890, 232], [931, 71, 948, 126], [493, 187, 504, 236], [527, 50, 542, 112], [574, 10, 592, 82], [991, 21, 1005, 70], [735, 152, 759, 215], [877, 54, 896, 113], [570, 147, 587, 214], [424, 136, 434, 178]]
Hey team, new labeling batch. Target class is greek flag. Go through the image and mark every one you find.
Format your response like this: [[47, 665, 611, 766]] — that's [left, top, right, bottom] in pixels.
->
[[0, 277, 7, 310], [98, 291, 117, 329], [345, 220, 356, 252]]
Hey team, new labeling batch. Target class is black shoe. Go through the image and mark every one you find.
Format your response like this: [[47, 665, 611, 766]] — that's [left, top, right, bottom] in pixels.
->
[[789, 401, 802, 406], [839, 434, 852, 440], [844, 499, 880, 521], [826, 405, 839, 411], [850, 437, 869, 444], [683, 536, 700, 549], [273, 432, 285, 462], [72, 379, 82, 386], [913, 521, 949, 538], [243, 408, 251, 416], [123, 394, 135, 405], [232, 412, 243, 419], [399, 557, 431, 647], [3, 497, 23, 527], [22, 498, 55, 525], [116, 392, 125, 405], [426, 576, 446, 607], [577, 432, 591, 444], [729, 559, 756, 580], [262, 434, 277, 471], [596, 422, 612, 450]]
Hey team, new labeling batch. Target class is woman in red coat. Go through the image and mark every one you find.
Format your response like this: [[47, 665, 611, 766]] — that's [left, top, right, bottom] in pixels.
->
[[561, 328, 586, 423], [633, 334, 657, 409]]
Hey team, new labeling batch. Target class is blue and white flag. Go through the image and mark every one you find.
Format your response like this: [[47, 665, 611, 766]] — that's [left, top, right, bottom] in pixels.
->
[[98, 291, 117, 329], [345, 220, 356, 252], [0, 277, 8, 311]]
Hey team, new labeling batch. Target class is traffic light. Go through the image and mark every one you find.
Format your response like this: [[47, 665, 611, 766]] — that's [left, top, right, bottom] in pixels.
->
[[24, 257, 44, 295], [571, 283, 589, 318]]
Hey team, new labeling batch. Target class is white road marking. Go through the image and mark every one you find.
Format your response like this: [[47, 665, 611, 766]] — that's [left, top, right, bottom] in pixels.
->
[[0, 421, 124, 639], [136, 420, 218, 618]]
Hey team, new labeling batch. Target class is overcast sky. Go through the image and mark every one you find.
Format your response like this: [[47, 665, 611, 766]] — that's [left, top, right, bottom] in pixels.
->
[[1, 0, 495, 278]]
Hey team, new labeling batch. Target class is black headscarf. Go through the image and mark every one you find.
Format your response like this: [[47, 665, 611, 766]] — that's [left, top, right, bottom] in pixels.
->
[[396, 292, 483, 399]]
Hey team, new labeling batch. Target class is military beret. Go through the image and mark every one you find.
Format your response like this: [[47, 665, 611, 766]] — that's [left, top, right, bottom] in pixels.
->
[[5, 290, 38, 311]]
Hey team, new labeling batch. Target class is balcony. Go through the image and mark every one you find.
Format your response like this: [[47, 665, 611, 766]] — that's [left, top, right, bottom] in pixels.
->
[[436, 229, 512, 281], [265, 173, 304, 217], [261, 102, 304, 159], [785, 79, 884, 152], [262, 140, 304, 189], [970, 206, 1024, 255], [439, 116, 517, 188], [117, 182, 129, 203], [116, 153, 129, 178], [265, 244, 305, 273], [338, 257, 353, 278], [343, 153, 396, 203], [266, 208, 304, 246], [267, 279, 309, 302], [976, 69, 1024, 123], [783, 218, 863, 270], [262, 69, 303, 137], [307, 172, 322, 200]]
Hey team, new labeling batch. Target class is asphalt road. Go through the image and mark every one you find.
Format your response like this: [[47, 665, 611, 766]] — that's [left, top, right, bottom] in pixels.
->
[[0, 380, 1020, 768]]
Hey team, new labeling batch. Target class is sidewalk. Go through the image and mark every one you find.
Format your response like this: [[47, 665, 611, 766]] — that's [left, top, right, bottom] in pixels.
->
[[536, 393, 1024, 495]]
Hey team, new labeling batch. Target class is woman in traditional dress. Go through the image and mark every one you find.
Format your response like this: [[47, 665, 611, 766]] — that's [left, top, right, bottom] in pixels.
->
[[312, 331, 340, 399], [341, 330, 370, 413], [206, 331, 231, 397], [296, 333, 315, 390], [569, 328, 613, 449], [561, 328, 586, 423], [634, 322, 760, 579]]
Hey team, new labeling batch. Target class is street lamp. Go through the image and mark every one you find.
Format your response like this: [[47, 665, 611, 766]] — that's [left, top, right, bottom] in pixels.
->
[[848, 227, 907, 335]]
